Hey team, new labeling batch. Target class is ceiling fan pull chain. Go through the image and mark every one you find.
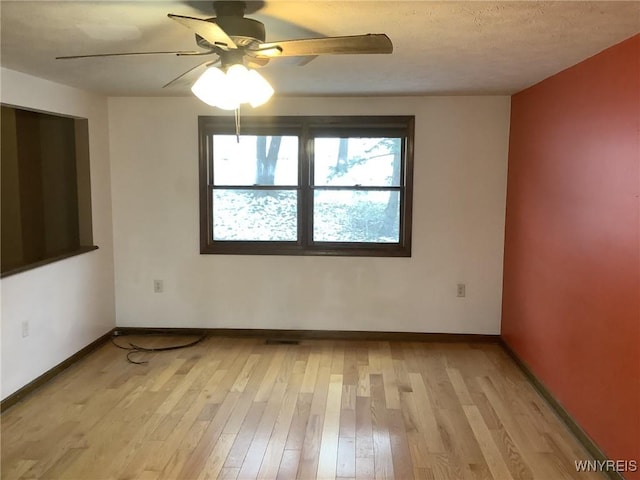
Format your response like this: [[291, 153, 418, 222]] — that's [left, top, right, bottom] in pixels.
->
[[235, 106, 241, 141]]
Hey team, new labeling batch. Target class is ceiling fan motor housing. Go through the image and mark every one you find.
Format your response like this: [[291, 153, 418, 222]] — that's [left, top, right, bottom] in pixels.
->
[[196, 16, 266, 49], [196, 1, 266, 49]]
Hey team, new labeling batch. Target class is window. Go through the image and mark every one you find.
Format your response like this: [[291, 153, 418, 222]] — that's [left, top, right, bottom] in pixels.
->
[[1, 105, 96, 277], [199, 116, 414, 256]]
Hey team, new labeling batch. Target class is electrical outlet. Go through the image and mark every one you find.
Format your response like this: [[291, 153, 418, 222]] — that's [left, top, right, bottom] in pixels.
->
[[456, 283, 466, 298], [21, 321, 29, 338], [153, 279, 164, 293]]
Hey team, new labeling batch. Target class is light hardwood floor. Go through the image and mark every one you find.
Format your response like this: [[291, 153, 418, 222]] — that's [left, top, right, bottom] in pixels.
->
[[1, 336, 603, 480]]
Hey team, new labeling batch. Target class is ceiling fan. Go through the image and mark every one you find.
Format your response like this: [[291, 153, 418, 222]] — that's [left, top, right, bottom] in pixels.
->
[[57, 1, 393, 109]]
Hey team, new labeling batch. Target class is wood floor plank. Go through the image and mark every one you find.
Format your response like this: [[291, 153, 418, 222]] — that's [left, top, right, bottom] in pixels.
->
[[317, 373, 344, 480], [355, 456, 375, 480], [435, 406, 486, 470], [237, 380, 288, 479], [118, 439, 163, 480], [339, 385, 356, 438], [380, 343, 400, 410], [331, 344, 345, 375], [257, 373, 303, 479], [150, 357, 187, 392], [223, 354, 274, 435], [219, 467, 240, 479], [357, 365, 371, 397], [428, 452, 469, 480], [224, 401, 268, 469], [490, 425, 534, 480], [342, 346, 359, 387], [463, 405, 514, 480], [408, 372, 445, 453], [368, 343, 384, 375], [147, 385, 226, 471], [479, 376, 538, 454], [355, 395, 374, 462], [284, 392, 312, 451], [276, 449, 300, 480], [230, 354, 261, 393], [138, 470, 161, 480], [159, 447, 194, 479], [398, 391, 429, 469], [301, 350, 322, 394], [177, 391, 242, 479], [3, 459, 37, 480], [1, 337, 607, 480], [446, 367, 474, 406], [369, 374, 395, 479], [197, 432, 236, 480], [297, 366, 331, 479], [388, 408, 415, 480], [336, 436, 356, 479], [109, 416, 167, 476], [147, 388, 220, 471], [39, 448, 84, 479]]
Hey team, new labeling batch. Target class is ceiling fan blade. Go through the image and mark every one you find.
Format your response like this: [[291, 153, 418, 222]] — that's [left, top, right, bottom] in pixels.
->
[[255, 34, 392, 57], [250, 45, 283, 57], [56, 50, 215, 60], [168, 13, 237, 50], [273, 56, 318, 67], [295, 56, 318, 66], [250, 53, 316, 68], [163, 58, 221, 89], [244, 56, 270, 69]]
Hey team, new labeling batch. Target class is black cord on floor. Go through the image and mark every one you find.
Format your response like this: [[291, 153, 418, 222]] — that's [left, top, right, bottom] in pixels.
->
[[110, 332, 206, 364]]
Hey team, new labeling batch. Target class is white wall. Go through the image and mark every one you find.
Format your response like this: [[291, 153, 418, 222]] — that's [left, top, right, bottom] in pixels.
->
[[0, 68, 115, 399], [109, 95, 510, 334]]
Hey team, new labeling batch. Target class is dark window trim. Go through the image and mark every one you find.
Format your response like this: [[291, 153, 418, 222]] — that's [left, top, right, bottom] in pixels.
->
[[198, 115, 414, 257]]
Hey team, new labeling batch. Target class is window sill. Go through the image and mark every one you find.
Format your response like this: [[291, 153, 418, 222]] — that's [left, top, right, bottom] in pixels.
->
[[201, 243, 411, 257], [1, 246, 99, 278]]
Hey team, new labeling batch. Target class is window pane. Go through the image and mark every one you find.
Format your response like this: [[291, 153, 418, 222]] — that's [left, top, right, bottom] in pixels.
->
[[213, 190, 297, 241], [213, 135, 298, 186], [314, 137, 401, 186], [314, 190, 400, 243]]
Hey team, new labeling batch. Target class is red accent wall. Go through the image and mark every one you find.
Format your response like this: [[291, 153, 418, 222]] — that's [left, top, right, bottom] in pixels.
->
[[502, 33, 640, 477]]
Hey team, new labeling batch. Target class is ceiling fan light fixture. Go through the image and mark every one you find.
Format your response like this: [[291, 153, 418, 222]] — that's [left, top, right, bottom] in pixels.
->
[[246, 69, 274, 107], [191, 64, 273, 110], [191, 66, 228, 107]]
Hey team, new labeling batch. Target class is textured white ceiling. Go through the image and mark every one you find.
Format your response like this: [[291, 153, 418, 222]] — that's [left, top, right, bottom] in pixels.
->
[[1, 1, 639, 97]]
